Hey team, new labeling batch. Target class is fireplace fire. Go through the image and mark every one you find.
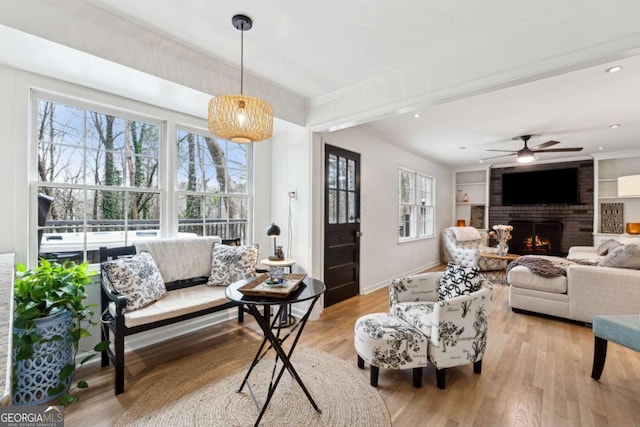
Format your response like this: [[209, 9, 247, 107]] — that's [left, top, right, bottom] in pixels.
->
[[509, 221, 563, 256]]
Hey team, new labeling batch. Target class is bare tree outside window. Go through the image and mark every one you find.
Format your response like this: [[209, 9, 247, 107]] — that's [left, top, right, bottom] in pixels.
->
[[35, 98, 160, 263], [176, 129, 249, 242]]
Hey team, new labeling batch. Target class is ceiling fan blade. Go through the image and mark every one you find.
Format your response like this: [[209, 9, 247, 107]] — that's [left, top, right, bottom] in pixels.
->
[[535, 147, 583, 153], [485, 149, 517, 153], [481, 153, 516, 161], [531, 140, 560, 151]]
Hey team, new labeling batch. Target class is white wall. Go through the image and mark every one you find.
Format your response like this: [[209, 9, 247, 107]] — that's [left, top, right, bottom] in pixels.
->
[[269, 121, 312, 274], [315, 127, 453, 295]]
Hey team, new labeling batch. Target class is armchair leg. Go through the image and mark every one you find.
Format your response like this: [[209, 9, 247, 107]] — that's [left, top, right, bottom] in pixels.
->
[[370, 365, 379, 387], [413, 367, 422, 388], [591, 336, 608, 380], [357, 355, 365, 369], [436, 368, 446, 389], [474, 359, 482, 374]]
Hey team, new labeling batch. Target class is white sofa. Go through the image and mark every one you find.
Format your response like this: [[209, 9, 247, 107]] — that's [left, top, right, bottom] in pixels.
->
[[508, 235, 640, 323]]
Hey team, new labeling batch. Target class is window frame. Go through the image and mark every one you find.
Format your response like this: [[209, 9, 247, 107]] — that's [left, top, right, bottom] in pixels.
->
[[398, 167, 435, 242], [29, 90, 253, 265]]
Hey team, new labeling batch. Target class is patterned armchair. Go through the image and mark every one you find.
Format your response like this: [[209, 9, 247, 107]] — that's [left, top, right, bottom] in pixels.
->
[[442, 227, 505, 272], [389, 272, 492, 388]]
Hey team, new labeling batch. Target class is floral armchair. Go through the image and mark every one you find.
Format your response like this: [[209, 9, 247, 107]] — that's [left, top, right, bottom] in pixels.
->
[[389, 272, 492, 388]]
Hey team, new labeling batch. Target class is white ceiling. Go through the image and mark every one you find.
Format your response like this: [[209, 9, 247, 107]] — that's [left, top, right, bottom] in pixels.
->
[[3, 0, 640, 167]]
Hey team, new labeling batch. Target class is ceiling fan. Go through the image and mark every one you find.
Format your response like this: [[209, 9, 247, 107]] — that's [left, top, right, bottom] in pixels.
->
[[482, 134, 583, 163]]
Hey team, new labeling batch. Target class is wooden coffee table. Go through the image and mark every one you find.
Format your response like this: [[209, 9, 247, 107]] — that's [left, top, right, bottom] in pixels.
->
[[479, 252, 520, 284]]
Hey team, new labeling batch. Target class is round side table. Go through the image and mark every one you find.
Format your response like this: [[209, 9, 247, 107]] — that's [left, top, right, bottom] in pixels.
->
[[259, 258, 297, 327]]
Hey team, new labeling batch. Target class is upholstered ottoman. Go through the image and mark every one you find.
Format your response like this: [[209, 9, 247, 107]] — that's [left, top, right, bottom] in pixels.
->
[[591, 314, 640, 380], [354, 313, 428, 388]]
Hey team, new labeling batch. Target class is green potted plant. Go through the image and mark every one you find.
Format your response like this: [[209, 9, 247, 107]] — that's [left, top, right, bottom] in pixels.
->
[[13, 258, 108, 405]]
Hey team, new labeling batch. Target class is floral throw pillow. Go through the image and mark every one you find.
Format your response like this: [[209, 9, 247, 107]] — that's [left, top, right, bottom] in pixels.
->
[[102, 251, 166, 312], [207, 244, 258, 287], [438, 262, 481, 301]]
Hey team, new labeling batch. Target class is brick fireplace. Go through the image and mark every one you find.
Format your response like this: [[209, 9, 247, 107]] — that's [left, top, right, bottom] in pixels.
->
[[489, 160, 594, 256]]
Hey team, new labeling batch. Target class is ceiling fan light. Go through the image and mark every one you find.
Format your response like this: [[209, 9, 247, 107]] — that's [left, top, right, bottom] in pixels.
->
[[517, 151, 535, 163]]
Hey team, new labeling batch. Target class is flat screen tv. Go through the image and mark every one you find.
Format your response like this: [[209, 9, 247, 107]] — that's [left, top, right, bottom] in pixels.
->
[[502, 168, 579, 205]]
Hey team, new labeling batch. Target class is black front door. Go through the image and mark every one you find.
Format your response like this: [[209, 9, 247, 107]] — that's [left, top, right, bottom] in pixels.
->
[[323, 144, 361, 307]]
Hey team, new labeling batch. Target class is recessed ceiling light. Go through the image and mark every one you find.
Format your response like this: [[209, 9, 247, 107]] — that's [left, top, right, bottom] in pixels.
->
[[605, 65, 623, 73], [459, 146, 466, 150], [598, 147, 604, 150], [609, 124, 621, 129], [413, 113, 421, 118]]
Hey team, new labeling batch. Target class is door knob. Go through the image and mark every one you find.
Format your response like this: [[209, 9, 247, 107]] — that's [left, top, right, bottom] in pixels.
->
[[356, 231, 363, 238], [355, 218, 361, 223]]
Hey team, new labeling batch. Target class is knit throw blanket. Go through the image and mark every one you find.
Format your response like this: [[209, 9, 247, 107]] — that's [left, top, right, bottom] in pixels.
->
[[506, 255, 595, 278]]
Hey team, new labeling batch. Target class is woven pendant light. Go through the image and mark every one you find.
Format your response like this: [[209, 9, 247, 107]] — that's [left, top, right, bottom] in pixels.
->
[[208, 15, 273, 143]]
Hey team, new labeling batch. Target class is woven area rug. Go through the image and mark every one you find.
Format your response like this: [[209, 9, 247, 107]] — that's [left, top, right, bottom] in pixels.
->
[[116, 346, 391, 427]]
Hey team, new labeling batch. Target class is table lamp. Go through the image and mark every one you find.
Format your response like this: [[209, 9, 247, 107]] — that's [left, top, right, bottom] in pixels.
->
[[266, 223, 283, 260]]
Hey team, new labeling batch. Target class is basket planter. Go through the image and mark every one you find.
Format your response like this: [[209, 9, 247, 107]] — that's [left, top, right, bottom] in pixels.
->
[[13, 310, 74, 405]]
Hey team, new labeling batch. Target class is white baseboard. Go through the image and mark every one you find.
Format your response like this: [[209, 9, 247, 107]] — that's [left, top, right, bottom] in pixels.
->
[[360, 261, 443, 295]]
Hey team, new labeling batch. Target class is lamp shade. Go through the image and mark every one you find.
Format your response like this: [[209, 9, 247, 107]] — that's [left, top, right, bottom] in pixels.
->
[[618, 175, 640, 197], [266, 223, 281, 237], [208, 95, 273, 143]]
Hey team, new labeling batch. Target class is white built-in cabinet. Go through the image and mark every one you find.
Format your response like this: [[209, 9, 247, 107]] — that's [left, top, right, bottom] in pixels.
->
[[593, 151, 640, 235], [454, 168, 490, 229]]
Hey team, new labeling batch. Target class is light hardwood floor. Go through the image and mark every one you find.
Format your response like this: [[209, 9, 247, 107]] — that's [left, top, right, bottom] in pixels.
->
[[66, 271, 640, 426]]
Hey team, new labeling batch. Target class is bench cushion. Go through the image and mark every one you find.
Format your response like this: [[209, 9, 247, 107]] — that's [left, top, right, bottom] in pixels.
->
[[110, 284, 229, 328], [135, 236, 221, 283]]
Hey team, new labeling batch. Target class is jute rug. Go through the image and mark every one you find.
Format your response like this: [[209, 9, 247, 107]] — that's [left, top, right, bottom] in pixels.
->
[[116, 346, 391, 427]]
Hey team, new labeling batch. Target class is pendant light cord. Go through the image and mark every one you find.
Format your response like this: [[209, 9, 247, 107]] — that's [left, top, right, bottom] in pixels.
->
[[240, 25, 244, 95]]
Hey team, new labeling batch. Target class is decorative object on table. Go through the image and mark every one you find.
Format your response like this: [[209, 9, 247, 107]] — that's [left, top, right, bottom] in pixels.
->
[[268, 266, 285, 284], [115, 347, 390, 427], [456, 219, 466, 227], [470, 205, 485, 229], [600, 203, 624, 234], [238, 273, 307, 297], [207, 14, 273, 143], [489, 224, 513, 256], [13, 260, 109, 405], [463, 193, 469, 203], [626, 223, 640, 235], [266, 223, 284, 260]]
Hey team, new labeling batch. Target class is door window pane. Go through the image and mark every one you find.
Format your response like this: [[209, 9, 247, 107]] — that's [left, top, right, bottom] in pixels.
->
[[328, 154, 337, 189], [328, 189, 337, 224]]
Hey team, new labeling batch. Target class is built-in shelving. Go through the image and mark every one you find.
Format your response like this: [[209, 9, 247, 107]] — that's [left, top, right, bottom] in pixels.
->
[[454, 169, 489, 228], [593, 152, 640, 234]]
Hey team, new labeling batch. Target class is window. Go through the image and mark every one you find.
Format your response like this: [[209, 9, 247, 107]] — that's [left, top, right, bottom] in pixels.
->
[[398, 168, 434, 240], [33, 94, 252, 264], [175, 129, 249, 241]]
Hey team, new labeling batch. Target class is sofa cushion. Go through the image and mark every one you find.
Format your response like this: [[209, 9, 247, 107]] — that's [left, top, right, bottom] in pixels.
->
[[103, 251, 166, 312], [598, 243, 640, 269], [596, 238, 622, 256], [207, 244, 258, 287], [507, 265, 567, 293], [438, 262, 481, 300]]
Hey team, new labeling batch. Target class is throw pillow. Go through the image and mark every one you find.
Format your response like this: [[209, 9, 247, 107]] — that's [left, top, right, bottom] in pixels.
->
[[102, 251, 166, 312], [438, 262, 481, 301], [207, 243, 258, 287], [597, 243, 640, 269], [596, 238, 621, 256]]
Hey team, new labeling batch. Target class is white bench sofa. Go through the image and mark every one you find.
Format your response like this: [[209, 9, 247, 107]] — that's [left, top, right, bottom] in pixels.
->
[[100, 236, 253, 394], [508, 235, 640, 323]]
